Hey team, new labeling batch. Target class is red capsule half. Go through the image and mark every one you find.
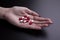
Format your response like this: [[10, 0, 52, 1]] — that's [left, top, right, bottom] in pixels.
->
[[29, 21, 33, 25], [19, 18, 22, 20]]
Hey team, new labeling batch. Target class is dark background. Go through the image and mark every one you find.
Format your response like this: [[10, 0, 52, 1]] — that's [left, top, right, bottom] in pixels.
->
[[0, 0, 60, 40]]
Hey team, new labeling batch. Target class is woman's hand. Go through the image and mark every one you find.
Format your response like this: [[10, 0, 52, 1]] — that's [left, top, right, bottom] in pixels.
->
[[3, 6, 53, 30]]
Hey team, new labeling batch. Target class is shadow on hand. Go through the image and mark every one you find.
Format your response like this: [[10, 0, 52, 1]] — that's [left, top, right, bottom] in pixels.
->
[[0, 19, 47, 38]]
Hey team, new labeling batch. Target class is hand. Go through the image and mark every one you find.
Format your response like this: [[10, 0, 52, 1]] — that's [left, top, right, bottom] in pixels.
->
[[3, 6, 53, 30]]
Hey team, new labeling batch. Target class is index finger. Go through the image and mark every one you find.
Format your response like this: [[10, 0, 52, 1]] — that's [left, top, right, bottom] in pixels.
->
[[25, 9, 40, 16]]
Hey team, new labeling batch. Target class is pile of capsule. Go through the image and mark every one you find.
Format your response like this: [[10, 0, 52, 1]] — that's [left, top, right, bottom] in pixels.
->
[[19, 16, 34, 25]]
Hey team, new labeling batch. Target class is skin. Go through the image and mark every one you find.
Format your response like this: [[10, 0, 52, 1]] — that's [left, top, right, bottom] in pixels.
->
[[0, 6, 53, 30]]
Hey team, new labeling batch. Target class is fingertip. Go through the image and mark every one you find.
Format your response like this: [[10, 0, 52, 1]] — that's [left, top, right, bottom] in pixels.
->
[[50, 20, 53, 23], [48, 18, 53, 23]]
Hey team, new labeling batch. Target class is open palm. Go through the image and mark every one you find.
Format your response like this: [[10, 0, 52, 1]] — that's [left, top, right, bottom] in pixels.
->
[[4, 6, 53, 30]]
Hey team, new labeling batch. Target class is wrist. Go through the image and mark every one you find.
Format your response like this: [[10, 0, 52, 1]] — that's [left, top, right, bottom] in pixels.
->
[[0, 7, 11, 19]]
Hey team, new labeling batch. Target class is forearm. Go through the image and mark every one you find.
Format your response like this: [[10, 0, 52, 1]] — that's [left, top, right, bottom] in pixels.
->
[[0, 7, 10, 19]]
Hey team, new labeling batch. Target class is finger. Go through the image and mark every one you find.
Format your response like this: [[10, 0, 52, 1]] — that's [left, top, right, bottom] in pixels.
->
[[28, 23, 42, 30], [33, 20, 52, 24], [33, 16, 49, 21], [31, 11, 40, 16], [25, 9, 40, 16], [18, 22, 41, 30], [37, 24, 49, 27]]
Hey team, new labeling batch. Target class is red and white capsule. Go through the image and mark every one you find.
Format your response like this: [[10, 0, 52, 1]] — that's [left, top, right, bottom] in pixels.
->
[[19, 15, 34, 25], [29, 20, 34, 25]]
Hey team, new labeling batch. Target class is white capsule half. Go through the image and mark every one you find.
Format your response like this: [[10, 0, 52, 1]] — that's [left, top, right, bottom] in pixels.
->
[[24, 20, 27, 23], [31, 20, 34, 22], [20, 20, 24, 23], [22, 17, 24, 19]]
